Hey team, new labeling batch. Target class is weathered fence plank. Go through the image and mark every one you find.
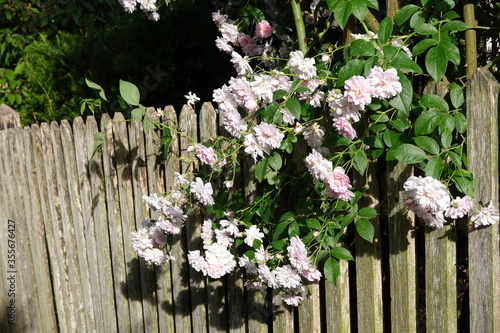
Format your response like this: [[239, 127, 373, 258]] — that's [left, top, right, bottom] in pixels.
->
[[466, 67, 500, 333], [50, 121, 88, 331], [153, 107, 176, 333], [199, 102, 228, 333], [72, 117, 104, 331], [7, 128, 33, 332], [22, 127, 58, 332], [101, 114, 132, 332], [61, 120, 97, 332], [85, 116, 118, 332], [388, 162, 417, 333], [113, 112, 146, 332], [33, 124, 72, 331], [354, 160, 383, 333], [180, 104, 208, 333], [0, 130, 11, 333], [325, 248, 351, 333], [130, 112, 160, 333]]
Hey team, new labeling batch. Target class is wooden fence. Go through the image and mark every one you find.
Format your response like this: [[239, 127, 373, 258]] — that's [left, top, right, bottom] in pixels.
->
[[0, 67, 499, 332]]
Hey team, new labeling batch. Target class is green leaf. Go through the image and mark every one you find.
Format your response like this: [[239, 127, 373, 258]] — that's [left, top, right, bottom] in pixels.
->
[[280, 211, 295, 223], [331, 247, 354, 261], [326, 0, 342, 11], [420, 94, 449, 111], [393, 144, 427, 164], [356, 218, 374, 242], [268, 151, 283, 171], [337, 59, 365, 87], [324, 257, 340, 285], [334, 1, 353, 30], [131, 108, 144, 122], [350, 39, 376, 57], [251, 7, 266, 21], [435, 0, 455, 12], [415, 23, 438, 35], [447, 151, 462, 168], [358, 207, 379, 218], [378, 16, 393, 45], [306, 218, 322, 230], [85, 78, 107, 101], [389, 71, 412, 113], [424, 155, 444, 179], [453, 172, 475, 197], [448, 83, 464, 108], [255, 158, 268, 183], [425, 45, 448, 83], [453, 112, 467, 134], [390, 53, 423, 73], [286, 98, 301, 121], [273, 89, 288, 100], [272, 240, 286, 251], [438, 113, 455, 134], [410, 10, 427, 28], [351, 0, 368, 22], [414, 109, 441, 135], [413, 136, 440, 154], [353, 150, 368, 175], [143, 116, 156, 132], [363, 0, 379, 10], [442, 20, 469, 32], [441, 39, 460, 65], [119, 80, 140, 106], [412, 38, 438, 56], [288, 221, 300, 237], [394, 4, 420, 26], [441, 129, 452, 148]]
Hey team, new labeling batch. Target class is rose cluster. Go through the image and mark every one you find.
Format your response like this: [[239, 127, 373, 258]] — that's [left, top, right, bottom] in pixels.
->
[[117, 0, 160, 21], [404, 176, 498, 228]]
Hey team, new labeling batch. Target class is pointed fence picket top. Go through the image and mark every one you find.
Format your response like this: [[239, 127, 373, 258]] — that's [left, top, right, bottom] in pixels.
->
[[0, 95, 499, 332], [466, 67, 500, 333]]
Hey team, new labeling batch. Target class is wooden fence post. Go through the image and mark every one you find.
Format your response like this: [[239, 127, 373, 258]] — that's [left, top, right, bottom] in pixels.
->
[[0, 104, 20, 130], [466, 67, 500, 333], [388, 162, 417, 333]]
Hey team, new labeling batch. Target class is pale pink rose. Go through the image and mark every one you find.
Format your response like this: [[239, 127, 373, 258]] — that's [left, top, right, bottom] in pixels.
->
[[288, 50, 317, 80], [325, 167, 355, 201], [231, 51, 253, 75], [282, 293, 303, 307], [344, 75, 372, 108], [329, 96, 362, 122], [212, 11, 226, 28], [244, 225, 264, 247], [238, 34, 258, 56], [305, 149, 332, 183], [471, 201, 499, 227], [190, 177, 215, 206], [195, 144, 217, 168], [367, 66, 402, 100], [287, 236, 310, 271], [274, 265, 302, 289], [333, 118, 357, 139], [142, 248, 171, 265], [445, 196, 472, 219], [215, 37, 234, 53], [255, 20, 273, 39], [254, 122, 284, 150], [220, 22, 240, 43]]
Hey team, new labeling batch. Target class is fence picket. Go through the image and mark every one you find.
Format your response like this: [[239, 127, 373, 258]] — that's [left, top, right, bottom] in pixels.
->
[[130, 111, 160, 333], [466, 67, 500, 333], [33, 124, 72, 331], [101, 114, 132, 332], [354, 160, 383, 333], [86, 116, 118, 332], [61, 120, 97, 332], [388, 162, 417, 333], [22, 127, 58, 332], [0, 130, 11, 333], [72, 116, 105, 331]]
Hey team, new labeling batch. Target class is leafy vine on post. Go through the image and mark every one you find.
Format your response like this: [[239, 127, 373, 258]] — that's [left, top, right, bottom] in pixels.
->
[[104, 0, 499, 308]]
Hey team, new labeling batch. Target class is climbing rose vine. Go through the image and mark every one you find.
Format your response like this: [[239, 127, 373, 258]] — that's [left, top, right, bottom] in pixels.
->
[[114, 0, 499, 307]]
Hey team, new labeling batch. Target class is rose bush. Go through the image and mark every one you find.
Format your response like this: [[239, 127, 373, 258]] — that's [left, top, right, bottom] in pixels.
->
[[107, 0, 500, 306]]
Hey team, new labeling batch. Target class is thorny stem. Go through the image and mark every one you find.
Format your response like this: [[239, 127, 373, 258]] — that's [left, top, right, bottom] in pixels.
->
[[291, 0, 308, 56]]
